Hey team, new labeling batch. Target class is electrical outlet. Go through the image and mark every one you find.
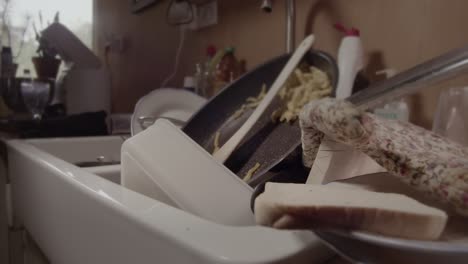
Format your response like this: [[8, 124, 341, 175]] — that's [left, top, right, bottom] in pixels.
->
[[189, 0, 218, 30], [105, 34, 126, 54]]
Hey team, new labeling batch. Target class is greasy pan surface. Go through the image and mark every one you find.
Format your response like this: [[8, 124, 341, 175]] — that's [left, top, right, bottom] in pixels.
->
[[183, 51, 338, 186]]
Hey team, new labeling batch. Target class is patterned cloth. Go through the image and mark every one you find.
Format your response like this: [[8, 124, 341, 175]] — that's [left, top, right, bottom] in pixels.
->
[[300, 98, 468, 216]]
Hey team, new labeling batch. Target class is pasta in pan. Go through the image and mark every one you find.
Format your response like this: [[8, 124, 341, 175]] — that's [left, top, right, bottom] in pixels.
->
[[212, 64, 332, 159], [276, 65, 332, 123]]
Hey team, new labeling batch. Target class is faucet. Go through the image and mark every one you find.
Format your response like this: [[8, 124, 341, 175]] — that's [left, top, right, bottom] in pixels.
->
[[285, 0, 295, 53], [261, 0, 296, 53]]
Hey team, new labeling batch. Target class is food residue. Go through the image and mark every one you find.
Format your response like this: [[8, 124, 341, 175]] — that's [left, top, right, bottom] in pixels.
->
[[243, 162, 261, 182], [212, 131, 221, 154], [275, 65, 332, 123], [229, 84, 267, 121]]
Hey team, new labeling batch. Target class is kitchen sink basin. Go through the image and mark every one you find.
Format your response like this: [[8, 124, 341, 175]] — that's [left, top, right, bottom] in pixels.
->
[[5, 134, 332, 264], [76, 161, 120, 167]]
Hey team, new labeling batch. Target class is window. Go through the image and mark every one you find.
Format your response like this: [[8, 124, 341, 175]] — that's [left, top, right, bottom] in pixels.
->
[[4, 0, 93, 76]]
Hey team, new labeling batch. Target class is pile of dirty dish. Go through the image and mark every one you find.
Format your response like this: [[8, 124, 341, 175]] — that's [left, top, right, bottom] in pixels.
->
[[126, 33, 468, 263]]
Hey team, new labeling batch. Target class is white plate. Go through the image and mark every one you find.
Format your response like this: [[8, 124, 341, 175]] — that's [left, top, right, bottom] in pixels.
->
[[315, 229, 468, 264], [131, 88, 206, 135], [317, 173, 468, 264]]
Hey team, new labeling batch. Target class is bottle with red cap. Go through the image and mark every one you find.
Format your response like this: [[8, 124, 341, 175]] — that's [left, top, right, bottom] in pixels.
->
[[334, 23, 365, 99]]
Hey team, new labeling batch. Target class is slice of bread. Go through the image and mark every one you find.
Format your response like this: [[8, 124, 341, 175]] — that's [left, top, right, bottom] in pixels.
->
[[254, 183, 448, 240]]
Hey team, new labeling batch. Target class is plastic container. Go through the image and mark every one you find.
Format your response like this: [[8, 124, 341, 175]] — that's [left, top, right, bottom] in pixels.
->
[[373, 69, 410, 122], [121, 119, 255, 226], [212, 47, 245, 95], [374, 100, 410, 122]]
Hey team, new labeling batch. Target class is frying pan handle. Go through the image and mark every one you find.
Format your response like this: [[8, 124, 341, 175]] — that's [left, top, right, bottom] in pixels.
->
[[349, 45, 468, 109]]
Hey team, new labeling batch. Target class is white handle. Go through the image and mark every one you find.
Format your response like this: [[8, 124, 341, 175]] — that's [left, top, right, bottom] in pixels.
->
[[213, 35, 316, 163]]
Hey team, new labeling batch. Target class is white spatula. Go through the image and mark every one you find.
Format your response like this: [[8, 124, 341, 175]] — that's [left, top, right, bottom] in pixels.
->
[[213, 35, 316, 163]]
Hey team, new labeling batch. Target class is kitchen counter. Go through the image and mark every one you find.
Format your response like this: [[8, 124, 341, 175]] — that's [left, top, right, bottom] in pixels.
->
[[0, 111, 108, 138]]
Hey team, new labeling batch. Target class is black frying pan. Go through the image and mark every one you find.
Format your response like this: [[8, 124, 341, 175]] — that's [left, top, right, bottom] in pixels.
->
[[183, 51, 338, 186]]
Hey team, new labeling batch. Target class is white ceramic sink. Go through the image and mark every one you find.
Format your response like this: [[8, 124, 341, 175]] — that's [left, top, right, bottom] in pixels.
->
[[5, 135, 332, 264]]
